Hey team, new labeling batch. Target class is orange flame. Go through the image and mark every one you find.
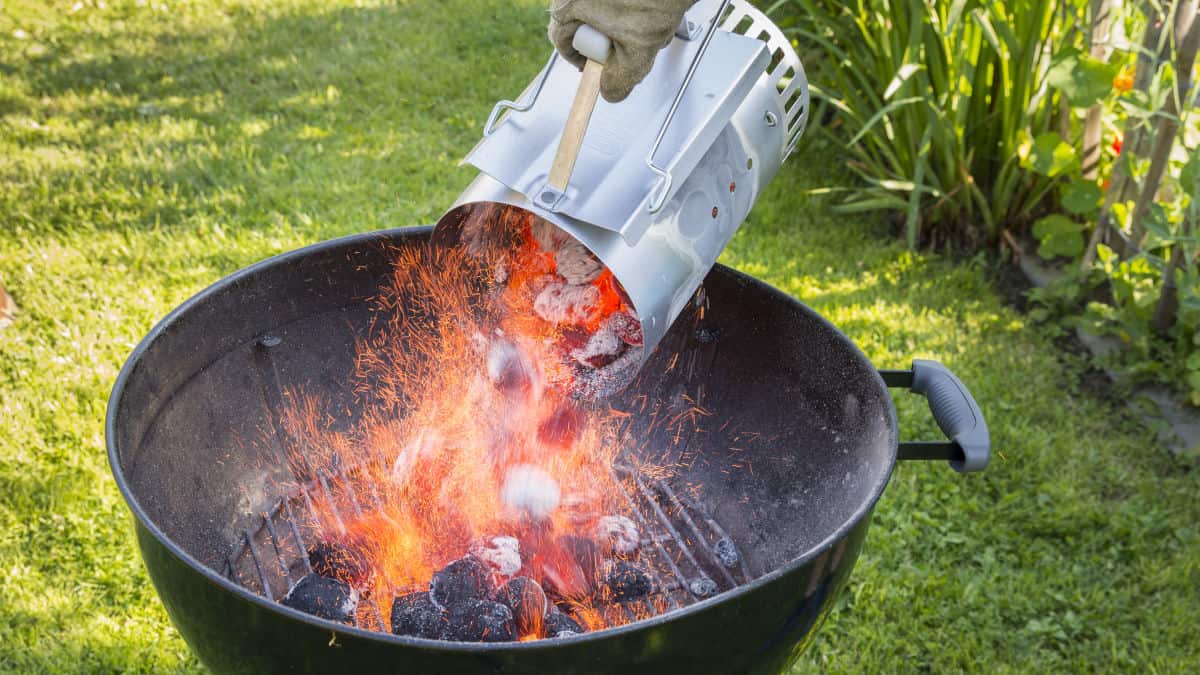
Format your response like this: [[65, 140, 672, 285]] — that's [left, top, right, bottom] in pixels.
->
[[274, 205, 664, 638]]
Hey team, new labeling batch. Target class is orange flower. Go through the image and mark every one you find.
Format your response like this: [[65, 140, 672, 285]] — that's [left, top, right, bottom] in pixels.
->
[[1113, 67, 1134, 93], [1102, 177, 1112, 191], [1112, 131, 1124, 154]]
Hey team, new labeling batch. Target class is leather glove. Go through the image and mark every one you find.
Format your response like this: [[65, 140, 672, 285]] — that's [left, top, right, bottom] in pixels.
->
[[548, 0, 697, 103]]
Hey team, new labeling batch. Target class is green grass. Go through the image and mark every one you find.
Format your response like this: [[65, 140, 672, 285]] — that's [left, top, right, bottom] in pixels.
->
[[0, 0, 1197, 672]]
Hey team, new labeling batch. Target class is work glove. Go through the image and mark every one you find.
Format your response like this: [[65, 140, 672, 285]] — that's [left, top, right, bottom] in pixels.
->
[[548, 0, 697, 103]]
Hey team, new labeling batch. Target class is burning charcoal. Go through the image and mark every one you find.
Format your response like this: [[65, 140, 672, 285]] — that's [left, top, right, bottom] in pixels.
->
[[533, 277, 599, 325], [308, 540, 373, 590], [572, 345, 642, 400], [689, 576, 718, 598], [442, 599, 517, 642], [495, 577, 548, 637], [555, 239, 603, 285], [544, 607, 585, 638], [602, 560, 652, 600], [470, 536, 522, 578], [537, 402, 584, 448], [429, 556, 491, 610], [501, 464, 561, 521], [715, 537, 740, 568], [608, 311, 643, 347], [593, 515, 640, 556], [532, 219, 569, 252], [570, 322, 626, 369], [558, 534, 602, 584], [282, 574, 358, 625], [390, 592, 443, 639], [487, 339, 535, 398]]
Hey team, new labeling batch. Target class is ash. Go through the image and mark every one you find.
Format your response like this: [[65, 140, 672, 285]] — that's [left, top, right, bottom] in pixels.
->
[[715, 538, 740, 568], [470, 536, 522, 578]]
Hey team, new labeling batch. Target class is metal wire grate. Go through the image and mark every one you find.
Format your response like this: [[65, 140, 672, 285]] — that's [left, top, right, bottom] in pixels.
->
[[223, 465, 752, 633]]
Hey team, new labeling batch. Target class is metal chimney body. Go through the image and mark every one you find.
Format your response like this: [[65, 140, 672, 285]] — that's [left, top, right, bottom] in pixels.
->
[[437, 0, 809, 357]]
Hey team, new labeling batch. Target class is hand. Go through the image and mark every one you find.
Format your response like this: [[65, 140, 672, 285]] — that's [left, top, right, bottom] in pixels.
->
[[548, 0, 696, 103]]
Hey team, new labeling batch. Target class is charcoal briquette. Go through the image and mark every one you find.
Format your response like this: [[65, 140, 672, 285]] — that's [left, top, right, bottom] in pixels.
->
[[389, 592, 443, 639], [495, 577, 548, 637], [544, 608, 585, 638], [429, 556, 491, 610], [688, 576, 718, 597], [281, 574, 357, 625], [714, 537, 740, 568], [603, 561, 652, 600], [442, 599, 516, 643], [308, 540, 373, 590]]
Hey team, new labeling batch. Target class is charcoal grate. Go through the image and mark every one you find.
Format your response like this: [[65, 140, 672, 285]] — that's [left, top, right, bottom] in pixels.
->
[[223, 464, 752, 634]]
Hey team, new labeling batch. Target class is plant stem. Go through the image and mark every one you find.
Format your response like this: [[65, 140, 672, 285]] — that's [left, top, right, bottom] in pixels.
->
[[1082, 0, 1172, 269], [1129, 0, 1200, 246], [1082, 0, 1117, 180]]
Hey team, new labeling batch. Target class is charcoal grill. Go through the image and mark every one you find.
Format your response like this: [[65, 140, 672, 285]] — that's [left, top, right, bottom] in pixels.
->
[[107, 225, 988, 674]]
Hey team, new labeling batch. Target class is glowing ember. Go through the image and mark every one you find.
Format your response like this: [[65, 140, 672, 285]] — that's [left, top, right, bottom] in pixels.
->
[[270, 204, 675, 641]]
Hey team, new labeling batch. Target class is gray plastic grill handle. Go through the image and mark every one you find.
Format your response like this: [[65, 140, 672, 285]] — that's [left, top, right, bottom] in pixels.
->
[[881, 360, 990, 472], [909, 359, 990, 472]]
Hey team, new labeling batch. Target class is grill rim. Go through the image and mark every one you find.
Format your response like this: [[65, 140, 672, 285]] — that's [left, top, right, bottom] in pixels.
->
[[105, 224, 899, 651]]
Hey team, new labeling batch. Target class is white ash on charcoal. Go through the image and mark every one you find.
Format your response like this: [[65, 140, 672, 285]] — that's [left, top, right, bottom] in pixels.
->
[[544, 606, 585, 638], [282, 574, 358, 624], [571, 344, 643, 400], [495, 577, 549, 637], [607, 310, 643, 347], [444, 599, 517, 642], [532, 219, 570, 252], [601, 560, 653, 600], [554, 239, 603, 285], [469, 535, 522, 578], [570, 320, 626, 369], [714, 537, 740, 568], [390, 592, 443, 639], [593, 515, 640, 556], [307, 540, 374, 591], [533, 277, 599, 325], [688, 576, 718, 598], [486, 339, 536, 399], [429, 556, 491, 610], [501, 464, 561, 521]]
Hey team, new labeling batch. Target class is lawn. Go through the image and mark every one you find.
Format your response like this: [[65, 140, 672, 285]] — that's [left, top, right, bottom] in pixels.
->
[[1, 0, 1198, 672]]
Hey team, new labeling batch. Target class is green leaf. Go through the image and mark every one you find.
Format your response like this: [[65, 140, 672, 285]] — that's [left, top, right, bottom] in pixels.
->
[[1186, 351, 1200, 371], [1062, 180, 1101, 215], [1187, 370, 1200, 392], [1047, 48, 1122, 108], [1180, 149, 1200, 202], [1033, 214, 1085, 258], [1023, 132, 1078, 177], [1096, 243, 1115, 264], [883, 63, 923, 100]]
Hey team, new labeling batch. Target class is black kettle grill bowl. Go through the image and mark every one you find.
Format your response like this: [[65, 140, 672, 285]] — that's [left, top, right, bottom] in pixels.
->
[[106, 226, 986, 674]]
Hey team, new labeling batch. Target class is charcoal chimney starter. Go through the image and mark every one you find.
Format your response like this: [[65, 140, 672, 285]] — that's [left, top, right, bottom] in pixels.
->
[[438, 0, 809, 357]]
